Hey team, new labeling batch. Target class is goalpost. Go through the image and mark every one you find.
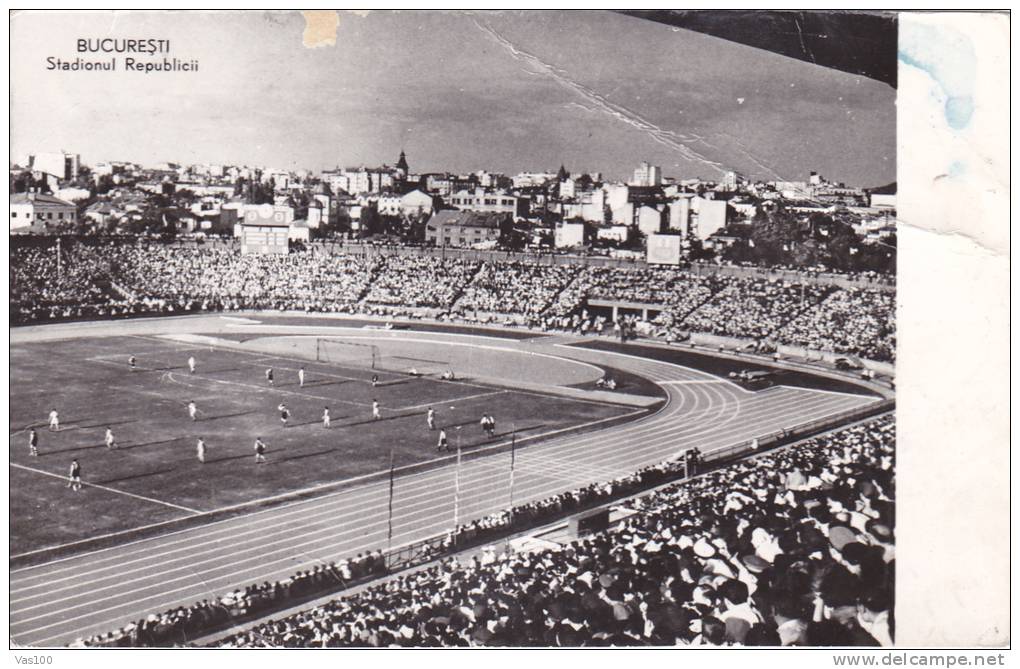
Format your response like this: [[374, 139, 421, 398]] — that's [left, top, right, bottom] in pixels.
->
[[373, 355, 453, 379], [314, 338, 453, 379], [315, 338, 380, 369]]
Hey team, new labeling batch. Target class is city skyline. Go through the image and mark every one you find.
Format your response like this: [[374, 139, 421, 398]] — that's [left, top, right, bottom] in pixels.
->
[[11, 10, 896, 187]]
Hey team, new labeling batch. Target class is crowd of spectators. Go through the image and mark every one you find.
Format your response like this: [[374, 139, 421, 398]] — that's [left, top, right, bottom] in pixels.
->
[[9, 245, 130, 322], [364, 256, 479, 309], [213, 416, 894, 648], [10, 241, 894, 362], [680, 278, 832, 341], [111, 246, 379, 313], [776, 289, 896, 363], [584, 266, 688, 304], [454, 262, 580, 316]]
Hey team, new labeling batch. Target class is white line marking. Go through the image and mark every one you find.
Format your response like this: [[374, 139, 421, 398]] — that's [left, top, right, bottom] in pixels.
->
[[659, 379, 731, 386], [10, 462, 202, 515], [219, 316, 261, 324], [397, 389, 506, 413]]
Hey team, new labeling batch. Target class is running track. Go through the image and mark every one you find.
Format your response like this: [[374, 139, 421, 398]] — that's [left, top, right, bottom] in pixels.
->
[[9, 323, 880, 646]]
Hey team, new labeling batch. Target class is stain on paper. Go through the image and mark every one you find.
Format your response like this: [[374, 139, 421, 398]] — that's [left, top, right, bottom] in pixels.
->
[[898, 22, 976, 130], [302, 10, 340, 48]]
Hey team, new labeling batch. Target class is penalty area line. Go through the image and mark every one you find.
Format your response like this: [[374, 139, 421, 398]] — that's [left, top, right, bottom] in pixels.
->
[[10, 462, 202, 515]]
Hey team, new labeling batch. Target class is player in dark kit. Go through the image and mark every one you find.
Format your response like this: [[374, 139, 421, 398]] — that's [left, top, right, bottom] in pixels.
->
[[254, 437, 267, 464], [28, 428, 38, 457], [278, 403, 290, 426], [67, 459, 82, 491], [129, 355, 137, 371], [265, 368, 274, 386]]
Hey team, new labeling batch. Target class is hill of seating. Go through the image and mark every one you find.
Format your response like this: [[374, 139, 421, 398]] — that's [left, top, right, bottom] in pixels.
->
[[9, 242, 895, 362]]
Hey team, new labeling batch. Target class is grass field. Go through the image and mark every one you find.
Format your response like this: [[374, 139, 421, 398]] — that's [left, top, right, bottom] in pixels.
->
[[10, 334, 638, 554]]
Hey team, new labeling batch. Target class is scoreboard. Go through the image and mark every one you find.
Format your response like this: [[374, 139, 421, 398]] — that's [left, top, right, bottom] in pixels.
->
[[646, 232, 682, 265], [240, 204, 291, 254]]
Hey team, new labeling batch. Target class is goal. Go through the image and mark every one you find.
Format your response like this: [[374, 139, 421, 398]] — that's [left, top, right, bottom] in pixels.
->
[[373, 355, 452, 379], [315, 338, 379, 369]]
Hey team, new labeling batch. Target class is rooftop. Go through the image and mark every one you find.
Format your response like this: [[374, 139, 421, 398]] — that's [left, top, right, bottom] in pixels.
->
[[10, 192, 76, 208]]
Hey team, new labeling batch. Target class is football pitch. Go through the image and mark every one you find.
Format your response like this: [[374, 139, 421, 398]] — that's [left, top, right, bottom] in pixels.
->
[[10, 333, 641, 555]]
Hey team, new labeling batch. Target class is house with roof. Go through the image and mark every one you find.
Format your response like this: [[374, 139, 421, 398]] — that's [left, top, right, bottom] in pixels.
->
[[448, 188, 528, 219], [378, 189, 436, 218], [425, 210, 510, 248], [10, 192, 77, 232], [84, 201, 123, 227]]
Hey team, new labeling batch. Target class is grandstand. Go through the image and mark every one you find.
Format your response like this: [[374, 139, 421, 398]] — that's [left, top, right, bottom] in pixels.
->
[[9, 239, 895, 648], [10, 240, 896, 364]]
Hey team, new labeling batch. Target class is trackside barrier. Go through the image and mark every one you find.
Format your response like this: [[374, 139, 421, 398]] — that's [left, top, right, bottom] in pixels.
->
[[384, 534, 450, 572]]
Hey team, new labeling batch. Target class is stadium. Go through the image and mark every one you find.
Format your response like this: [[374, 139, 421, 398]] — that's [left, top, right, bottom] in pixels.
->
[[10, 238, 896, 647]]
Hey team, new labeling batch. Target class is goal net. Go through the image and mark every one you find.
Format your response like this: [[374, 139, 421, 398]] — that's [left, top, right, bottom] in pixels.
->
[[373, 355, 453, 380], [315, 338, 380, 369]]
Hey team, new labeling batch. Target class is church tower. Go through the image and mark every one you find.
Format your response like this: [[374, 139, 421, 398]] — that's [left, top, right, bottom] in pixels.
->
[[396, 150, 409, 175]]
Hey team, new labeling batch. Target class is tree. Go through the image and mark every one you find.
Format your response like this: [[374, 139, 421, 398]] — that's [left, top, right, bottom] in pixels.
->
[[499, 225, 528, 251], [251, 179, 274, 205], [359, 206, 382, 238], [95, 174, 116, 195]]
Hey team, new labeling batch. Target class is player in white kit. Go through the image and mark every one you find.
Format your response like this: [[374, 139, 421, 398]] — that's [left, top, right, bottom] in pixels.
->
[[322, 406, 331, 429], [187, 400, 198, 421], [48, 408, 60, 431], [372, 400, 381, 421], [188, 356, 196, 374], [427, 407, 436, 431], [105, 427, 116, 450], [196, 437, 207, 463], [298, 367, 305, 387]]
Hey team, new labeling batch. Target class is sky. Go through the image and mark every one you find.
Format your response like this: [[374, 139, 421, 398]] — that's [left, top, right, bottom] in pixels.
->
[[10, 10, 896, 186]]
